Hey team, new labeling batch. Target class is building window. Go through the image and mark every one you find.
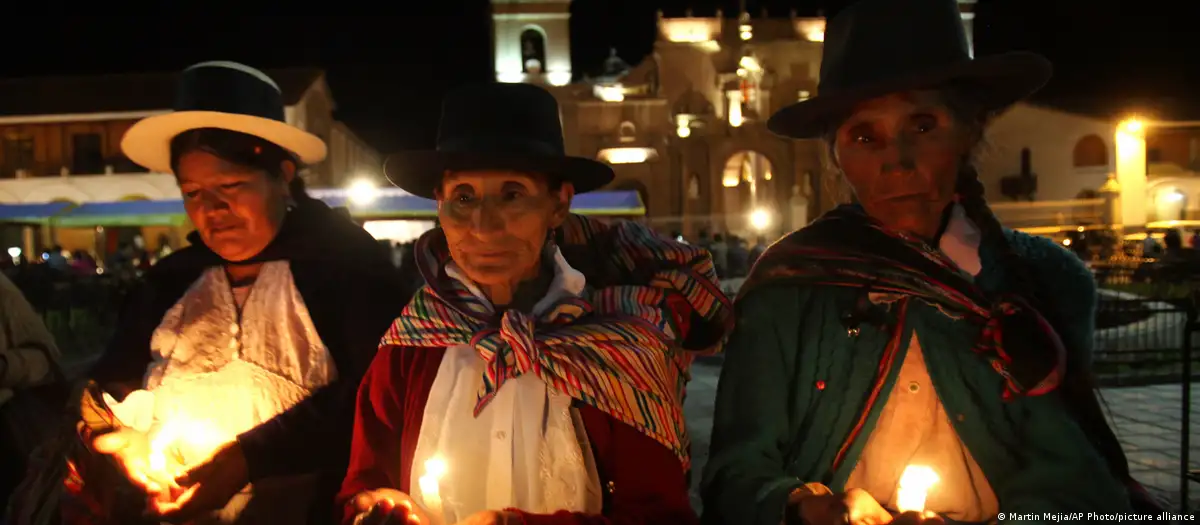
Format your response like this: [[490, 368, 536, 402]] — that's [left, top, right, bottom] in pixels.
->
[[1072, 134, 1107, 168], [2, 136, 33, 178], [520, 28, 546, 74], [72, 133, 104, 175]]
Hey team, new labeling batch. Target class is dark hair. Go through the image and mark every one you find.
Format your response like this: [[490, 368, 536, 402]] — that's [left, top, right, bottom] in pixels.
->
[[169, 128, 311, 202]]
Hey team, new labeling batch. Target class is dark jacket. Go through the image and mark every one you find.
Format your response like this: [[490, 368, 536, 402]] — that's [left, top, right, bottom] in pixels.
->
[[88, 199, 414, 524]]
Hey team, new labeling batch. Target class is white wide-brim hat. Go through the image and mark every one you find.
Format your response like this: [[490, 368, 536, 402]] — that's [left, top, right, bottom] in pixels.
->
[[121, 61, 327, 174]]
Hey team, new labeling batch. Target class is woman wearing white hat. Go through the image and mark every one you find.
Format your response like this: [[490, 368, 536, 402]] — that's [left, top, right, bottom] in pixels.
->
[[70, 61, 411, 525]]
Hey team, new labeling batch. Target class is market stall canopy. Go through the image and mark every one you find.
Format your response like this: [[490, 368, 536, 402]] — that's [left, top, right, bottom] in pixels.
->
[[307, 188, 646, 218], [53, 200, 188, 227], [0, 202, 75, 224], [10, 189, 645, 229]]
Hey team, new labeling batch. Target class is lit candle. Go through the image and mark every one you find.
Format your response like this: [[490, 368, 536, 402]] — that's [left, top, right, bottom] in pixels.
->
[[418, 457, 447, 525], [895, 465, 939, 513]]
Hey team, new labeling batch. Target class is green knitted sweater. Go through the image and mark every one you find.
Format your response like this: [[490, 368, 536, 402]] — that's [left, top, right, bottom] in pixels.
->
[[700, 229, 1132, 525]]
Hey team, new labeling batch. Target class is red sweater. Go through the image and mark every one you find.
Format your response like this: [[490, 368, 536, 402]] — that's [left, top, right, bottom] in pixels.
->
[[336, 304, 699, 525]]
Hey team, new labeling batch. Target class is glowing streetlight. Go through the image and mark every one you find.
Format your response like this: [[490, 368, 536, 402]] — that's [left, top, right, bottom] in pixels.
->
[[676, 115, 693, 138], [348, 178, 379, 206], [749, 208, 772, 231], [1120, 117, 1143, 134]]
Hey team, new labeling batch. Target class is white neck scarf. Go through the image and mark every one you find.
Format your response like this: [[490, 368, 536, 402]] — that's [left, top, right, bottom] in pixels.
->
[[409, 247, 603, 523], [938, 202, 983, 277]]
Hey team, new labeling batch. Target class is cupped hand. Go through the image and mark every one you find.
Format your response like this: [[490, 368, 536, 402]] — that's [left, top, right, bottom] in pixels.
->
[[352, 488, 431, 525], [148, 440, 249, 523], [797, 487, 894, 525], [91, 428, 175, 493]]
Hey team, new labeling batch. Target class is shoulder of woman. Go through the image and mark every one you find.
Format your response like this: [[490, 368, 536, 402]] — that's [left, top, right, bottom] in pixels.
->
[[1002, 228, 1096, 301], [734, 282, 834, 324]]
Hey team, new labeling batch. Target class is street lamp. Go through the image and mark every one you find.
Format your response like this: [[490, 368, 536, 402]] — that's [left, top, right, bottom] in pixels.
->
[[1120, 117, 1144, 135], [348, 178, 379, 206], [749, 207, 772, 231]]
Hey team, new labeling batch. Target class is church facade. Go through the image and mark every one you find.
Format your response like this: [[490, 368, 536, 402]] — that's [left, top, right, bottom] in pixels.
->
[[490, 0, 978, 240]]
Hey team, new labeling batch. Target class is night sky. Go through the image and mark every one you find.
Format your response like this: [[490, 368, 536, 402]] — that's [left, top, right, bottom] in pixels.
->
[[7, 1, 1200, 155]]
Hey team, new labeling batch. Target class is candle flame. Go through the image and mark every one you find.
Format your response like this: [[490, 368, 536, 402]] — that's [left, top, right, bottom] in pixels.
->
[[424, 457, 447, 480], [896, 465, 939, 513], [126, 418, 230, 488]]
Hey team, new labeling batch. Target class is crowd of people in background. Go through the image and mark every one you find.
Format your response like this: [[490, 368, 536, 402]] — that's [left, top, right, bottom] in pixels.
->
[[669, 229, 768, 279]]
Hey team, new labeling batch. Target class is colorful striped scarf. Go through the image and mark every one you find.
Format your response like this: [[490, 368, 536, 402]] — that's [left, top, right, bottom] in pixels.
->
[[740, 205, 1065, 400], [380, 214, 732, 467]]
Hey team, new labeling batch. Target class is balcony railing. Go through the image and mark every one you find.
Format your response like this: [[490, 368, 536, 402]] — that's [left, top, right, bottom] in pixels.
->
[[0, 157, 149, 179]]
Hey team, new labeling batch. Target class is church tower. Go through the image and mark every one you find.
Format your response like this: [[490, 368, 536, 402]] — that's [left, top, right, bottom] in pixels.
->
[[959, 0, 976, 57], [491, 0, 573, 86]]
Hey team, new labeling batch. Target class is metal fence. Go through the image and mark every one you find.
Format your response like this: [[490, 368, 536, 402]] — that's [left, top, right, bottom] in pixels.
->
[[11, 272, 133, 377]]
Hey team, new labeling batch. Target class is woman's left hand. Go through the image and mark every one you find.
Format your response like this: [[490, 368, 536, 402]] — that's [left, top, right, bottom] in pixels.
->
[[148, 440, 249, 523], [454, 510, 521, 525]]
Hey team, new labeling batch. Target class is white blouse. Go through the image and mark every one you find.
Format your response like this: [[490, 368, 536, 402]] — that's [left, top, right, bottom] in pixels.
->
[[110, 260, 337, 524]]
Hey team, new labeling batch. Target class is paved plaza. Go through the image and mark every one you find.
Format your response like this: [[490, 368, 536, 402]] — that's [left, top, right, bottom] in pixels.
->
[[684, 359, 1200, 513]]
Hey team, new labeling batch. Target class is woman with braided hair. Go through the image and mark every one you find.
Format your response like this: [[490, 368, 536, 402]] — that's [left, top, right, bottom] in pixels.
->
[[701, 1, 1151, 525]]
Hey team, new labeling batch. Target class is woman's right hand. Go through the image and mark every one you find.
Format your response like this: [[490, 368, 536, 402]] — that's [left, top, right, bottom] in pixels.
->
[[352, 489, 432, 525], [791, 487, 945, 525], [792, 487, 891, 525]]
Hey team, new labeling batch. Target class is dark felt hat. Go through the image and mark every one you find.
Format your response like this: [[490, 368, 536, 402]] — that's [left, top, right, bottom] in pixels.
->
[[385, 83, 614, 198], [767, 0, 1052, 139]]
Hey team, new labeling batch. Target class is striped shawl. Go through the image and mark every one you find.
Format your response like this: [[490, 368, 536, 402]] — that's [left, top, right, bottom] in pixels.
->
[[380, 214, 733, 467]]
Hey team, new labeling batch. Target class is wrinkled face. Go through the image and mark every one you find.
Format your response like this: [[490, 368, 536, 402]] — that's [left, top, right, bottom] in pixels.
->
[[177, 151, 292, 262], [437, 169, 573, 287], [833, 90, 975, 239]]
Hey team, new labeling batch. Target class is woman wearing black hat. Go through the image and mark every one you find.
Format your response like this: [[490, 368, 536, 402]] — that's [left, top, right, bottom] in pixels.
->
[[74, 61, 411, 524], [337, 83, 732, 525], [702, 1, 1149, 525]]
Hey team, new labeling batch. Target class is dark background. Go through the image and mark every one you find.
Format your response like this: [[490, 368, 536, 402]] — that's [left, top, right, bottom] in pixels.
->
[[6, 1, 1199, 153]]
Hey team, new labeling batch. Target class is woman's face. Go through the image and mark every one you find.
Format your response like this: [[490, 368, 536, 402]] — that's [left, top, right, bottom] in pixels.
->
[[833, 90, 975, 239], [177, 150, 293, 262], [437, 169, 573, 288]]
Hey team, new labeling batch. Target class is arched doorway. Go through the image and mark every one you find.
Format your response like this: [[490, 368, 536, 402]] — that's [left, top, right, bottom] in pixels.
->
[[520, 27, 547, 74], [720, 151, 775, 236]]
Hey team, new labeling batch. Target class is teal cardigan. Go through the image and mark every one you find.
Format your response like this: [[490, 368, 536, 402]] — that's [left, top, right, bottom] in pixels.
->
[[700, 230, 1132, 525]]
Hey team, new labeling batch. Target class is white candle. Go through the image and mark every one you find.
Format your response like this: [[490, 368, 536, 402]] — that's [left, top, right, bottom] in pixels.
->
[[895, 465, 939, 513], [418, 457, 447, 525]]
